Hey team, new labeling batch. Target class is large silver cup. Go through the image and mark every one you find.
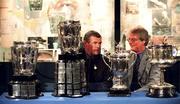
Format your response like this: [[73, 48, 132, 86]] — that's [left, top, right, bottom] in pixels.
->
[[147, 44, 178, 98], [11, 41, 38, 76], [53, 20, 89, 98], [7, 41, 41, 99], [57, 20, 81, 53], [105, 46, 132, 96]]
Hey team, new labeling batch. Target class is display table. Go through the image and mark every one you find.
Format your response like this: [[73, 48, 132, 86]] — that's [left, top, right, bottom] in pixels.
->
[[0, 92, 180, 104]]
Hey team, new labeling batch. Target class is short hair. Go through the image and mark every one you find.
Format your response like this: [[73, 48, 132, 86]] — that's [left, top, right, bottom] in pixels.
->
[[83, 30, 101, 42], [129, 27, 150, 46]]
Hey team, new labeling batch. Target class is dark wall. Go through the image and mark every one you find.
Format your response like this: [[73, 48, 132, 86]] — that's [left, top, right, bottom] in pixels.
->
[[0, 62, 13, 95], [36, 62, 56, 92], [114, 0, 120, 45], [165, 61, 180, 93], [0, 62, 56, 94]]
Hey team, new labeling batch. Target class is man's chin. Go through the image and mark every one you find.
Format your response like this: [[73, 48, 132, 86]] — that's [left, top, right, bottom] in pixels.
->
[[131, 48, 138, 53], [92, 52, 100, 55]]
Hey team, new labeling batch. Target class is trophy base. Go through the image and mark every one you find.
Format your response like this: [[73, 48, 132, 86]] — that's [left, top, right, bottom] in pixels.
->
[[6, 75, 43, 99], [52, 93, 83, 98], [7, 81, 40, 99], [146, 83, 177, 98], [52, 89, 84, 98], [6, 95, 38, 99], [108, 88, 131, 97]]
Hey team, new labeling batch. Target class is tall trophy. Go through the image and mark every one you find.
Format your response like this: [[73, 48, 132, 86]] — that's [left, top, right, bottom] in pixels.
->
[[7, 41, 41, 99], [53, 20, 89, 98], [105, 45, 133, 96], [147, 43, 178, 98]]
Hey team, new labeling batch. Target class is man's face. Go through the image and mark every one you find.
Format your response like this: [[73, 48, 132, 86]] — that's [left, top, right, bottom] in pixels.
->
[[127, 33, 145, 53], [84, 36, 102, 56]]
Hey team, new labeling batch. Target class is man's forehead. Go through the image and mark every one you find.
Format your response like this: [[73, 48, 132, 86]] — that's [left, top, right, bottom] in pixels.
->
[[89, 36, 101, 40], [128, 33, 139, 38]]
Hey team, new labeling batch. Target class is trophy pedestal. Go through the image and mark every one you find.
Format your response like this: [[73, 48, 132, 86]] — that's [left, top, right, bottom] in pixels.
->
[[146, 83, 177, 98], [53, 53, 89, 98], [108, 87, 131, 97], [6, 76, 42, 99]]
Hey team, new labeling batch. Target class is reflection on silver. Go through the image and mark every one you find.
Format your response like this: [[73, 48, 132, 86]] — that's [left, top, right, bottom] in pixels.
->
[[54, 59, 87, 97], [11, 81, 36, 98], [57, 20, 81, 53], [104, 45, 133, 96], [7, 41, 41, 99], [148, 44, 177, 67], [54, 20, 89, 98], [147, 43, 178, 98], [11, 41, 38, 76]]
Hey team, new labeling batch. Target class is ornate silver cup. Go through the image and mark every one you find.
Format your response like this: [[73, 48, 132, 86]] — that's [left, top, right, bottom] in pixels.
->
[[146, 43, 178, 98], [105, 46, 133, 96], [11, 41, 38, 76], [7, 41, 41, 99], [53, 20, 89, 98], [57, 20, 81, 53]]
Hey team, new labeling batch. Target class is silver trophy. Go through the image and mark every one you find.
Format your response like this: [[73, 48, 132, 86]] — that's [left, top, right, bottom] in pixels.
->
[[104, 45, 133, 96], [12, 41, 37, 76], [58, 20, 81, 53], [53, 20, 89, 98], [7, 41, 41, 99], [147, 43, 178, 98]]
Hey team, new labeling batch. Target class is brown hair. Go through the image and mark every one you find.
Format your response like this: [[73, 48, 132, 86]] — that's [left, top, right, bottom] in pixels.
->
[[83, 30, 101, 42], [129, 27, 150, 46]]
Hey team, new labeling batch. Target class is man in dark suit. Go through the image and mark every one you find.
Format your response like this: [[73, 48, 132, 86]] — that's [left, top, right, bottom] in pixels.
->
[[81, 30, 113, 91]]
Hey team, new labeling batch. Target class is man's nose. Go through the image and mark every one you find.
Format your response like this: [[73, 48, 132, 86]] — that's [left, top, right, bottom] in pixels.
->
[[128, 40, 132, 44], [96, 43, 101, 48]]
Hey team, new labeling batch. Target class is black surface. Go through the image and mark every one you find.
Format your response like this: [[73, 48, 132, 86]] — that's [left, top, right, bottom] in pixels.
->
[[115, 0, 121, 44], [0, 62, 13, 94], [108, 88, 131, 97], [36, 62, 56, 92]]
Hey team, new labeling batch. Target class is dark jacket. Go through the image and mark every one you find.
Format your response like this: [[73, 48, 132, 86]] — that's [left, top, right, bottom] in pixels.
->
[[79, 48, 113, 91]]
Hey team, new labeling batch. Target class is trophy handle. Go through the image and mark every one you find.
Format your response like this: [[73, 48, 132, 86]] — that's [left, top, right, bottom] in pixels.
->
[[102, 54, 111, 70], [102, 48, 112, 69]]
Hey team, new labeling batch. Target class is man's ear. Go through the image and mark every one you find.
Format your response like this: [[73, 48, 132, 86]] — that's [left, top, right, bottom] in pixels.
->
[[83, 41, 92, 55], [84, 42, 91, 49], [83, 41, 87, 47], [143, 40, 146, 45]]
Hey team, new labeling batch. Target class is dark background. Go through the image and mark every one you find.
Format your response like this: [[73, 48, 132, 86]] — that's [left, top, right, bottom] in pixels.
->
[[0, 62, 56, 95]]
